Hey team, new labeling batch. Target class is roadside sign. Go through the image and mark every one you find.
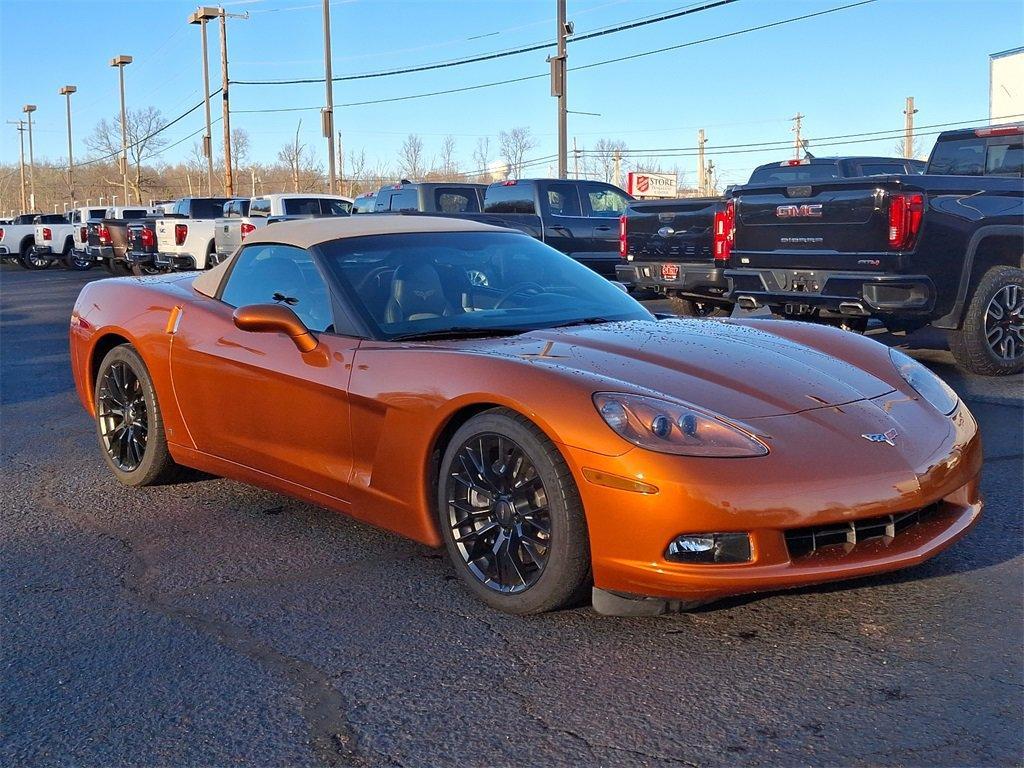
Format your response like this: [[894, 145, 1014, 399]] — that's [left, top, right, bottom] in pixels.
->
[[627, 172, 677, 199]]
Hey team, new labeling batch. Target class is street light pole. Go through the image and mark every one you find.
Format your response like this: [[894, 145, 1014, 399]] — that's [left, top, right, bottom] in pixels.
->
[[22, 105, 37, 210], [188, 7, 217, 196], [321, 0, 337, 194], [110, 55, 133, 204], [59, 86, 78, 200]]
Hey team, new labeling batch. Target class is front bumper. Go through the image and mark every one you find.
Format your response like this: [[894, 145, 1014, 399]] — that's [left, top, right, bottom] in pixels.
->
[[155, 252, 197, 271], [726, 268, 935, 318], [616, 261, 728, 300], [562, 397, 982, 604]]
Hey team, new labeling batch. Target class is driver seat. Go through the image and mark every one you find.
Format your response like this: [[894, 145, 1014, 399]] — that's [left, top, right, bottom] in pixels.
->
[[384, 262, 457, 323]]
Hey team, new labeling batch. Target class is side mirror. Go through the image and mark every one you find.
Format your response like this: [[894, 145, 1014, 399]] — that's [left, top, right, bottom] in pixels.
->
[[232, 303, 318, 353]]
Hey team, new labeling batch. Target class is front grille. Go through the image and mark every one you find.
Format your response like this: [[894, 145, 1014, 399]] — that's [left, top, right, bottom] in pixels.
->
[[785, 504, 939, 560]]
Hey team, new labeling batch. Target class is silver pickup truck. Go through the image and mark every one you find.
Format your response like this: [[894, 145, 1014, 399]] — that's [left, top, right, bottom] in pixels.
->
[[214, 193, 353, 260]]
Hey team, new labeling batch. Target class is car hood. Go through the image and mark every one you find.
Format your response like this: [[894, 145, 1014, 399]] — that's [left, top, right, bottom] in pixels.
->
[[450, 319, 895, 420]]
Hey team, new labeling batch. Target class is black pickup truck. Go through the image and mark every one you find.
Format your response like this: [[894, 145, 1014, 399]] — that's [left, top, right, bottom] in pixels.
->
[[726, 125, 1024, 375], [428, 178, 633, 279], [373, 182, 486, 214], [616, 156, 926, 316]]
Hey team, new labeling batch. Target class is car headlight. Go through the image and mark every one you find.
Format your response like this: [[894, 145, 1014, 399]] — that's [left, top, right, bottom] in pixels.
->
[[593, 392, 769, 457], [889, 348, 958, 416]]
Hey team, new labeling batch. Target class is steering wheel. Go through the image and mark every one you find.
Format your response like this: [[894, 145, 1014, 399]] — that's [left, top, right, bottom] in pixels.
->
[[494, 282, 545, 309]]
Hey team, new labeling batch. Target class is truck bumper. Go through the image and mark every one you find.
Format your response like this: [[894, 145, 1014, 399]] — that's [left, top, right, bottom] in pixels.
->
[[31, 245, 54, 256], [88, 245, 114, 260], [126, 250, 156, 266], [155, 252, 197, 271], [616, 262, 729, 300], [726, 268, 936, 319]]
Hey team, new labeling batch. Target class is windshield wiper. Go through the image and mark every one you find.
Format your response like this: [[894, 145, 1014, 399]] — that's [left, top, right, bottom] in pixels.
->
[[390, 327, 530, 341], [549, 317, 613, 329]]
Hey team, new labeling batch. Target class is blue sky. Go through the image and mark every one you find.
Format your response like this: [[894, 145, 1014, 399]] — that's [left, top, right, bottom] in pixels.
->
[[1, 0, 1021, 186]]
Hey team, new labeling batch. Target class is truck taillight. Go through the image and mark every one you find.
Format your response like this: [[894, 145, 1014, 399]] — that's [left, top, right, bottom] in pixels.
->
[[618, 215, 627, 260], [0, 228, 4, 241], [174, 223, 188, 246], [713, 200, 735, 263], [888, 193, 924, 250], [240, 222, 256, 240], [98, 224, 111, 245], [141, 228, 155, 248], [80, 226, 88, 243], [42, 227, 52, 241]]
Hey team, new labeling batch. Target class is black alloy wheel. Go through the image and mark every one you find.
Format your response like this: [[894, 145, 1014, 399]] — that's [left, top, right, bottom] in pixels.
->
[[19, 249, 53, 270], [97, 360, 149, 472], [438, 408, 591, 614], [446, 433, 552, 594], [984, 283, 1023, 363], [65, 248, 93, 271], [950, 265, 1024, 376]]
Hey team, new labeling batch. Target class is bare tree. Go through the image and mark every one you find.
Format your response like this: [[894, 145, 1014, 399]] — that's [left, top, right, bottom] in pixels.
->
[[894, 137, 921, 160], [85, 107, 168, 203], [472, 136, 492, 181], [592, 138, 628, 183], [438, 135, 459, 179], [276, 120, 323, 192], [498, 127, 537, 178], [397, 133, 426, 180], [346, 148, 369, 197], [231, 127, 250, 184]]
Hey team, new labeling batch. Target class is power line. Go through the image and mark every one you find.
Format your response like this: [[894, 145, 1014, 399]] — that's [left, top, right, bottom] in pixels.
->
[[232, 1, 875, 111], [231, 0, 740, 86]]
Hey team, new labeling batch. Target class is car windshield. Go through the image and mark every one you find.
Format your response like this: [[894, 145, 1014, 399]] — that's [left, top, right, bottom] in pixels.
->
[[319, 231, 651, 340]]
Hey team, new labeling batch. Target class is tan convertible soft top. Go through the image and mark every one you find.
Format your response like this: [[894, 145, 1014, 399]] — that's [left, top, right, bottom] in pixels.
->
[[193, 215, 507, 298]]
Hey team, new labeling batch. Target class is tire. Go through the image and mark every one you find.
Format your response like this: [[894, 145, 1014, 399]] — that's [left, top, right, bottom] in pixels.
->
[[437, 408, 591, 614], [667, 296, 730, 318], [949, 265, 1024, 376], [94, 344, 180, 486], [205, 242, 219, 269], [18, 243, 52, 270], [108, 259, 132, 276], [63, 242, 93, 271]]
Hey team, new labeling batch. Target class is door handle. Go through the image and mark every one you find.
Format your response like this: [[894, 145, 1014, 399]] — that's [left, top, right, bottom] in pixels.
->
[[595, 225, 613, 231]]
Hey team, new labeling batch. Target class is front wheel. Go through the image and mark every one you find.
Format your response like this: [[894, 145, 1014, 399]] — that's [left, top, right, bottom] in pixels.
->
[[437, 408, 591, 614], [95, 344, 180, 486], [949, 265, 1024, 376]]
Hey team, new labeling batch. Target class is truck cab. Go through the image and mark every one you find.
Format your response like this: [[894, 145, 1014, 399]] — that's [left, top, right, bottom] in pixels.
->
[[373, 182, 486, 214], [214, 193, 352, 261]]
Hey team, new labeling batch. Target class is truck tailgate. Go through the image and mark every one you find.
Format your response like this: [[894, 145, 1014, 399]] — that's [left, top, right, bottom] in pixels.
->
[[733, 180, 908, 270], [625, 198, 720, 263]]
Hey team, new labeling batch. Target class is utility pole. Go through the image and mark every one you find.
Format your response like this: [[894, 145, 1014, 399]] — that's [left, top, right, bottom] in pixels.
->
[[321, 0, 337, 194], [697, 129, 707, 196], [612, 148, 621, 188], [188, 7, 218, 197], [7, 121, 27, 211], [903, 96, 918, 159], [550, 0, 570, 179], [110, 56, 132, 203], [218, 9, 234, 196], [22, 105, 36, 210], [337, 129, 345, 194], [706, 159, 716, 195], [792, 113, 804, 160], [573, 136, 580, 179], [59, 86, 77, 200]]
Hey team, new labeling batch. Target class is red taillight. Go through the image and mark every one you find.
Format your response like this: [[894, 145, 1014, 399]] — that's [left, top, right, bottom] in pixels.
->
[[0, 228, 5, 240], [240, 222, 256, 240], [141, 228, 155, 248], [174, 223, 188, 246], [974, 125, 1022, 137], [502, 180, 518, 186], [80, 226, 87, 242], [888, 193, 924, 250], [618, 214, 627, 260], [713, 200, 735, 263], [98, 224, 111, 245], [42, 227, 52, 241]]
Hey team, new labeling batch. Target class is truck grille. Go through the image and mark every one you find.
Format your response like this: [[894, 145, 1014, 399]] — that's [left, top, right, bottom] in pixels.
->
[[785, 504, 939, 560]]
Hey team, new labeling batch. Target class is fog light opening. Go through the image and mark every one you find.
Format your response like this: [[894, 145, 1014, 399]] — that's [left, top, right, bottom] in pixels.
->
[[666, 533, 751, 564]]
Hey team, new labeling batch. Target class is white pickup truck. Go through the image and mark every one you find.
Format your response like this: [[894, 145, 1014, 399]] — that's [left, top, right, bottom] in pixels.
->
[[30, 213, 80, 269], [0, 213, 41, 268], [213, 193, 353, 261], [67, 206, 109, 270], [154, 196, 239, 271]]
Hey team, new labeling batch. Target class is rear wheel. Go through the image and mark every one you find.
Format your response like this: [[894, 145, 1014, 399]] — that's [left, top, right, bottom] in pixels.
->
[[94, 344, 180, 486], [667, 296, 730, 318], [949, 265, 1024, 376], [437, 408, 591, 614], [64, 246, 93, 271], [205, 242, 219, 269], [18, 244, 52, 270], [108, 259, 132, 276]]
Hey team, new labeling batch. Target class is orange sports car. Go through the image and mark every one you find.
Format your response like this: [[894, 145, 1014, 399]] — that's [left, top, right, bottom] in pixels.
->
[[69, 217, 983, 615]]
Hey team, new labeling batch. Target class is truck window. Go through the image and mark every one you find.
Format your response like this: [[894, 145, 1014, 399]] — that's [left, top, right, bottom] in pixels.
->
[[547, 183, 582, 217], [858, 162, 908, 176], [583, 183, 629, 217], [748, 164, 842, 183], [435, 188, 480, 213], [122, 209, 148, 219], [985, 143, 1023, 176], [250, 198, 271, 217], [484, 184, 535, 214], [388, 189, 419, 211], [188, 198, 232, 218], [927, 138, 986, 176]]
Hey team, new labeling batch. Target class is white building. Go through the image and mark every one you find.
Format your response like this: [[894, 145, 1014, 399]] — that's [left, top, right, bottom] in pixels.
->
[[990, 47, 1024, 124]]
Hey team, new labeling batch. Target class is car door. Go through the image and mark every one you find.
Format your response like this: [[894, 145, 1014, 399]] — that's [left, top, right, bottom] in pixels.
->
[[541, 181, 594, 264], [581, 182, 631, 279], [170, 242, 359, 501]]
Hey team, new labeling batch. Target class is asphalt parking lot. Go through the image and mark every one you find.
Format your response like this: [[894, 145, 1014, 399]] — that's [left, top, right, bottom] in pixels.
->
[[2, 264, 1021, 768]]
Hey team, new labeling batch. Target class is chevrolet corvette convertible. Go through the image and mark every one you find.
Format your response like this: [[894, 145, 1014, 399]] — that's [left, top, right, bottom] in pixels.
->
[[69, 217, 983, 615]]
